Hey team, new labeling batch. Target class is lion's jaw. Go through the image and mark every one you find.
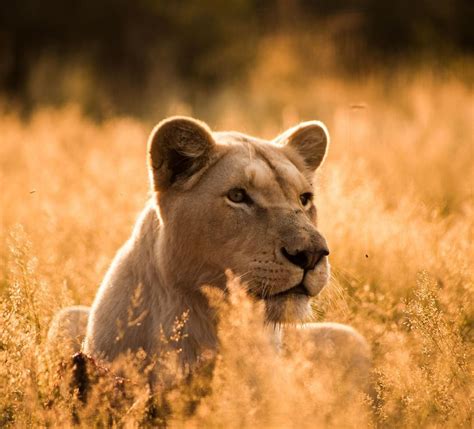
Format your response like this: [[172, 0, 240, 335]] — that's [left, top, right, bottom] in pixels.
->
[[259, 257, 331, 323]]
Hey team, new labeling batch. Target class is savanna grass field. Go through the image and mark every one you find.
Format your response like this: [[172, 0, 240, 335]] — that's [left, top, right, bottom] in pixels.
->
[[1, 5, 473, 428]]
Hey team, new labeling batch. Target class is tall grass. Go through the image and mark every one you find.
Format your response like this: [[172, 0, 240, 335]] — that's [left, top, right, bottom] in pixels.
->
[[0, 58, 472, 427]]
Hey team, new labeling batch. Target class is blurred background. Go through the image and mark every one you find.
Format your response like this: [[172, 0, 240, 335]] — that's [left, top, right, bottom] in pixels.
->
[[1, 0, 473, 119]]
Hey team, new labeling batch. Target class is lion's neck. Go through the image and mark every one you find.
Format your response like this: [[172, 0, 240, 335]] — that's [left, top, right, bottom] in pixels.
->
[[133, 203, 218, 365]]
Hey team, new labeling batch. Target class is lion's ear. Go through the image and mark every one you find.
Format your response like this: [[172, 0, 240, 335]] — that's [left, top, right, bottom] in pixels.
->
[[277, 121, 329, 171], [148, 116, 216, 191]]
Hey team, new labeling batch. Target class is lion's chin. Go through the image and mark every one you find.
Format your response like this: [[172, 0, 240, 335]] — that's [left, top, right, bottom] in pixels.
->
[[263, 294, 312, 324]]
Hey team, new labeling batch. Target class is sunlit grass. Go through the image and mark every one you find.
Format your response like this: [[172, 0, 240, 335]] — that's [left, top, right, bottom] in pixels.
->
[[0, 63, 472, 427]]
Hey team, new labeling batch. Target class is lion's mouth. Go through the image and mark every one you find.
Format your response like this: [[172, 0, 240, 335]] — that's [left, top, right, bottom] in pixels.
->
[[257, 281, 310, 300]]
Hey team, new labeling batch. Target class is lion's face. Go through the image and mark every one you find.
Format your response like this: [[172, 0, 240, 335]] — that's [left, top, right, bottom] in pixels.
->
[[148, 118, 330, 323]]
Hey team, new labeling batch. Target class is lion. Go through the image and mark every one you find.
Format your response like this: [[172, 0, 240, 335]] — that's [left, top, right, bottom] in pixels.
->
[[47, 116, 370, 391]]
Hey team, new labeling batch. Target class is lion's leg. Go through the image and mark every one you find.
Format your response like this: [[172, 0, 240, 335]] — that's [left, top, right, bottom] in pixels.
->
[[283, 322, 372, 397], [46, 305, 90, 356]]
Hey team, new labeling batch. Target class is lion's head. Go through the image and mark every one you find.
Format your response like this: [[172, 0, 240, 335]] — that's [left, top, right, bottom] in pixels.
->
[[148, 117, 330, 324]]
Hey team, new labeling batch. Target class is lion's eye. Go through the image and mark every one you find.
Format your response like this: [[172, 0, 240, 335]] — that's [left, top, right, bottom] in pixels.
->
[[227, 188, 251, 204], [300, 192, 313, 207]]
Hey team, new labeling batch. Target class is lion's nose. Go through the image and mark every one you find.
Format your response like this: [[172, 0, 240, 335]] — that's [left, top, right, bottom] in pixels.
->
[[281, 246, 329, 270]]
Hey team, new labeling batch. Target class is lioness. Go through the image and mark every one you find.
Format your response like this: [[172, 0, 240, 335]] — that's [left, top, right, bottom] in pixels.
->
[[48, 117, 369, 386]]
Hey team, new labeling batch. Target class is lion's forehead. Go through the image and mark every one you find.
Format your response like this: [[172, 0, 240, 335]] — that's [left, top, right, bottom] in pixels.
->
[[214, 136, 309, 199], [243, 157, 305, 192], [244, 160, 274, 189]]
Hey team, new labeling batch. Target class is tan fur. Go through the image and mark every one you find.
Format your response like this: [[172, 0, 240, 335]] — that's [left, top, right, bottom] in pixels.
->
[[46, 305, 89, 356], [48, 117, 370, 384]]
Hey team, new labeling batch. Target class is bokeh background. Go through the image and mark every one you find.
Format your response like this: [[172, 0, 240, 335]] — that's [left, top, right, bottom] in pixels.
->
[[0, 1, 473, 427], [1, 0, 473, 117]]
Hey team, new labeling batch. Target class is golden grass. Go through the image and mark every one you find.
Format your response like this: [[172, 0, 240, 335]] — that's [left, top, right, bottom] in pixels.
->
[[0, 63, 472, 427]]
